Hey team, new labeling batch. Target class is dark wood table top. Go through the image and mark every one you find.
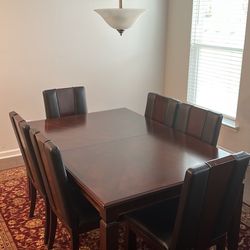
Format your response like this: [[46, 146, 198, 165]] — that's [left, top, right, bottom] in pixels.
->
[[30, 108, 228, 208], [30, 108, 148, 150]]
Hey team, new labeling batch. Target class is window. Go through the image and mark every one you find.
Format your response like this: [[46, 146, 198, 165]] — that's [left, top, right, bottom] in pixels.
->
[[187, 0, 249, 120]]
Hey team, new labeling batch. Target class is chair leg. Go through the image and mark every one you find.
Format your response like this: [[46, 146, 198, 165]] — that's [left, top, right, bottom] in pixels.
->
[[70, 228, 79, 250], [48, 209, 57, 250], [216, 237, 226, 250], [124, 224, 137, 250], [44, 200, 50, 245], [28, 177, 32, 200], [29, 181, 37, 218]]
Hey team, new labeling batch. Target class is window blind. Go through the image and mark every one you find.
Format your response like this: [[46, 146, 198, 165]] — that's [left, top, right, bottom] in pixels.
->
[[187, 0, 249, 119]]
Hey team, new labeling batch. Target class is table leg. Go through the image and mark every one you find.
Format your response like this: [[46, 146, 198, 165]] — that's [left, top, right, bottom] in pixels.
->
[[100, 219, 119, 250]]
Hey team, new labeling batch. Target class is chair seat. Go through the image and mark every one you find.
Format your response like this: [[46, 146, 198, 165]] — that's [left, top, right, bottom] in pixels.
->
[[68, 185, 100, 231], [76, 197, 100, 231], [125, 198, 179, 249]]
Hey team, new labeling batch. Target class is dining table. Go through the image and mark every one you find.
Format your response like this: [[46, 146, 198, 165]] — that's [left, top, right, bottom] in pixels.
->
[[29, 108, 232, 250]]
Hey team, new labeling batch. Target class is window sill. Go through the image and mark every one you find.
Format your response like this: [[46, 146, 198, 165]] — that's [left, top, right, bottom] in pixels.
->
[[222, 117, 239, 131]]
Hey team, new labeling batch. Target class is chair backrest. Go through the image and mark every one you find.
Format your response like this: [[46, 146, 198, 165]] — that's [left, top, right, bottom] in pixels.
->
[[9, 112, 31, 177], [145, 93, 179, 127], [43, 86, 87, 118], [174, 103, 223, 145], [10, 112, 44, 193], [19, 121, 47, 196], [170, 152, 250, 250], [30, 130, 74, 226], [9, 112, 46, 195]]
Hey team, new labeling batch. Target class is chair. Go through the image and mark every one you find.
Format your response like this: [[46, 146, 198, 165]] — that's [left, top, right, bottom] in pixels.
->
[[174, 103, 223, 146], [145, 93, 180, 127], [30, 129, 100, 250], [43, 86, 87, 118], [124, 152, 250, 250], [9, 112, 50, 244]]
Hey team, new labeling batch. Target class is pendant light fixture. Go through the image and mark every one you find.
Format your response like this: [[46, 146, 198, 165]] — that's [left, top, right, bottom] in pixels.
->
[[95, 0, 145, 36]]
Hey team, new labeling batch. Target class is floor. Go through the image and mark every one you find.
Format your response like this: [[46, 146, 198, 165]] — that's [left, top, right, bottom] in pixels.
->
[[244, 167, 250, 204]]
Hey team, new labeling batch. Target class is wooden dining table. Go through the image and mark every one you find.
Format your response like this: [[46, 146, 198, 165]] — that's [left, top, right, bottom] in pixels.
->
[[29, 108, 230, 250]]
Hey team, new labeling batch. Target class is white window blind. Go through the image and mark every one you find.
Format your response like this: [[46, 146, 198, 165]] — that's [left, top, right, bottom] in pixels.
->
[[187, 0, 249, 119]]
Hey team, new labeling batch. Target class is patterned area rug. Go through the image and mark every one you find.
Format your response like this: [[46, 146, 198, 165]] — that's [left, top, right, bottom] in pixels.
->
[[0, 167, 249, 250]]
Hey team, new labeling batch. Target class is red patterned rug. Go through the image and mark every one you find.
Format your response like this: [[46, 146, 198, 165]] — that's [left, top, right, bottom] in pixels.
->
[[0, 166, 249, 250]]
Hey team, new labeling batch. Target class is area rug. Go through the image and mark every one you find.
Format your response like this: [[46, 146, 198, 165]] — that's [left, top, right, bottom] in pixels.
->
[[0, 167, 249, 250]]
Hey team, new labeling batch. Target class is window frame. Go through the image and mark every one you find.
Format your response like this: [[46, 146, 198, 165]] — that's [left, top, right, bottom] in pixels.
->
[[187, 0, 249, 127]]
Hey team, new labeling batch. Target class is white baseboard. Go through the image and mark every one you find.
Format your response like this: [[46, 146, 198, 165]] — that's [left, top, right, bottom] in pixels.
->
[[0, 148, 21, 159], [0, 148, 23, 170], [217, 145, 233, 153]]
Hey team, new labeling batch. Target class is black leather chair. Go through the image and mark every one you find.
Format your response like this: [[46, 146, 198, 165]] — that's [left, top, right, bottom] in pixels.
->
[[30, 129, 100, 250], [145, 93, 179, 127], [43, 86, 87, 118], [124, 152, 250, 250], [174, 103, 223, 146], [9, 112, 50, 244]]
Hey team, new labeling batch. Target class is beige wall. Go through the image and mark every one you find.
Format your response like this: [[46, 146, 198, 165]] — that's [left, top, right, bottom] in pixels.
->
[[165, 0, 250, 153], [0, 0, 168, 157]]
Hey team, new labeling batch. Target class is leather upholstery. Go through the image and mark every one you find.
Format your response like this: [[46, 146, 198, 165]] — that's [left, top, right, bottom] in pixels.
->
[[174, 103, 223, 146], [9, 112, 50, 243], [18, 120, 46, 197], [9, 112, 46, 199], [173, 103, 191, 132], [145, 93, 179, 127], [9, 112, 32, 180], [30, 130, 99, 249], [144, 93, 222, 145], [125, 152, 250, 250], [145, 93, 157, 119], [43, 86, 87, 118]]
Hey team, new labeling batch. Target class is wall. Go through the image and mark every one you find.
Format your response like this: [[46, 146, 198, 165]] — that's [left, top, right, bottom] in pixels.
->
[[0, 0, 168, 161], [165, 0, 250, 153]]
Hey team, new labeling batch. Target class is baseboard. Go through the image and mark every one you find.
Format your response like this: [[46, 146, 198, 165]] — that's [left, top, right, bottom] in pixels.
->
[[0, 149, 23, 170], [218, 145, 233, 153]]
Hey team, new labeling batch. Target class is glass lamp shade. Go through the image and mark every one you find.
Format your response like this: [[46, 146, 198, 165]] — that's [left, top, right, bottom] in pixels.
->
[[95, 8, 145, 35]]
